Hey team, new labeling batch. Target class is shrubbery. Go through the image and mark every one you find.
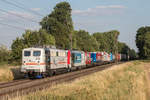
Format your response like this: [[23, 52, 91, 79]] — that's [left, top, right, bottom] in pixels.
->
[[0, 45, 10, 65]]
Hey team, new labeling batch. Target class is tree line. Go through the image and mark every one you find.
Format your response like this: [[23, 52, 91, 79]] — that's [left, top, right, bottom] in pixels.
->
[[136, 26, 150, 59], [0, 2, 139, 64]]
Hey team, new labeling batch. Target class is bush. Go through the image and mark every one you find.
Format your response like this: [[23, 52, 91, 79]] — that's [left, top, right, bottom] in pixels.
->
[[0, 45, 10, 64]]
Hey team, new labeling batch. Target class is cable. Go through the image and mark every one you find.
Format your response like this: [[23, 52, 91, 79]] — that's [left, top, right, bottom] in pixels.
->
[[0, 0, 43, 17], [0, 16, 24, 25], [0, 0, 44, 17], [12, 0, 50, 13], [0, 16, 37, 29], [0, 8, 39, 23], [0, 22, 27, 30]]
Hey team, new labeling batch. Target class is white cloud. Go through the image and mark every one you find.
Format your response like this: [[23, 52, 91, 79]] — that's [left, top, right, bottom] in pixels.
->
[[31, 8, 41, 11], [72, 5, 126, 16], [96, 5, 125, 9]]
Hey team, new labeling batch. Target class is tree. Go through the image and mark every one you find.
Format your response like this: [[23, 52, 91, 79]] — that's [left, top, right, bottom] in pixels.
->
[[104, 30, 120, 53], [118, 42, 130, 54], [136, 26, 150, 59], [22, 29, 55, 47], [11, 38, 25, 62], [129, 49, 137, 60], [93, 30, 120, 53], [0, 45, 10, 63], [74, 30, 99, 51], [40, 2, 73, 49], [11, 29, 55, 62], [93, 32, 108, 51]]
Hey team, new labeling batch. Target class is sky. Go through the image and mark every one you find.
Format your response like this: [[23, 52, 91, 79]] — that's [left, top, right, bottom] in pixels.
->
[[0, 0, 150, 51]]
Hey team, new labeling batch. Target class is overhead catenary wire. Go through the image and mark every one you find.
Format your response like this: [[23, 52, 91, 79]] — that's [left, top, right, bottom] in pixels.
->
[[0, 16, 38, 29], [0, 22, 27, 30], [11, 0, 50, 15], [0, 16, 25, 25], [0, 0, 44, 17], [0, 8, 39, 23]]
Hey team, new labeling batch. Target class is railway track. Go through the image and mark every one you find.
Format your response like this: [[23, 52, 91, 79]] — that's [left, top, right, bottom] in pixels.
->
[[0, 79, 32, 89], [0, 62, 124, 100]]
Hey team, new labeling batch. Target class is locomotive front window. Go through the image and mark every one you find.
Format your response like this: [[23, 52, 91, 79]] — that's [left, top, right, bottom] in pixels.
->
[[33, 51, 41, 56], [24, 51, 31, 56]]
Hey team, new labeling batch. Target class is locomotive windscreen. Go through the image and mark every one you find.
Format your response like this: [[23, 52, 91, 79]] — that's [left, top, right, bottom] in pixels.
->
[[24, 51, 31, 56], [33, 51, 41, 56]]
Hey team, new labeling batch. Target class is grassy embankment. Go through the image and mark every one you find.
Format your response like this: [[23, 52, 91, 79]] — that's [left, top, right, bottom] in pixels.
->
[[0, 64, 14, 82], [0, 64, 23, 82], [12, 61, 150, 100]]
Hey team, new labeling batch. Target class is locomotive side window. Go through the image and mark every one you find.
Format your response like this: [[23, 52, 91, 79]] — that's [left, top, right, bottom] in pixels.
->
[[33, 51, 41, 56], [24, 51, 31, 56], [50, 51, 56, 56], [56, 51, 58, 56], [59, 51, 65, 57]]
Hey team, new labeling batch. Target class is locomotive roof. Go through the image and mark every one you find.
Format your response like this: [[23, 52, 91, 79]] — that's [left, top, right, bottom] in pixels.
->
[[71, 50, 84, 53], [23, 47, 44, 51], [45, 48, 68, 52], [23, 47, 68, 52]]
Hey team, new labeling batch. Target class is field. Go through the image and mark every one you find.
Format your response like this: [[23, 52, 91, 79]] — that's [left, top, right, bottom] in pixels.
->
[[0, 64, 14, 82], [11, 61, 150, 100], [0, 64, 23, 82]]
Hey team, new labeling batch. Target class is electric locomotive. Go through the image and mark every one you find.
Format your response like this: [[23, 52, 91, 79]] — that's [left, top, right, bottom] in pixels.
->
[[21, 47, 71, 78]]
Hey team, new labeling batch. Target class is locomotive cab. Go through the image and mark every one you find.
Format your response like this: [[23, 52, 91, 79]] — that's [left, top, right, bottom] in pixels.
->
[[21, 48, 46, 78]]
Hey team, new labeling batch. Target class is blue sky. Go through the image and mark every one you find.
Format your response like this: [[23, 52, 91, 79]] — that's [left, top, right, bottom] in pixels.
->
[[0, 0, 150, 51]]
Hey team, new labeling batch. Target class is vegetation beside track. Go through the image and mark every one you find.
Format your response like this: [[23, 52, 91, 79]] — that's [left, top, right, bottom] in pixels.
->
[[12, 61, 150, 100], [0, 65, 23, 82], [0, 65, 14, 82]]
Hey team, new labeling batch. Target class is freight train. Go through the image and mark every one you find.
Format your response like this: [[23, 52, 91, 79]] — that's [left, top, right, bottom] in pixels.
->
[[21, 47, 128, 78]]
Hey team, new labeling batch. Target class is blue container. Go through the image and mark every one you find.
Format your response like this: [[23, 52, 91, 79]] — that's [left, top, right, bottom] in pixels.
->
[[72, 51, 82, 64], [91, 52, 96, 63], [110, 53, 113, 61]]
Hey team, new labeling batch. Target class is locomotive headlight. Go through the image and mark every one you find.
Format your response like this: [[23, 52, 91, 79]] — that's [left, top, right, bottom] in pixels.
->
[[23, 61, 26, 65], [38, 61, 40, 63]]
